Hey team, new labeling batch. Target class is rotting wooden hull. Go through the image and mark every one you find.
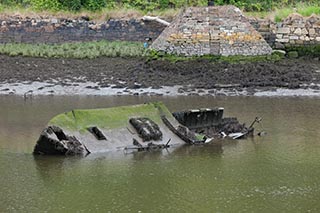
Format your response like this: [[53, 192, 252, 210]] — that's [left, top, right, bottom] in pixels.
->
[[33, 102, 252, 156]]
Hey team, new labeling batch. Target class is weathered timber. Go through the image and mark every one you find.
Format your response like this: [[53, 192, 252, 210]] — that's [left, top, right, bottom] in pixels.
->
[[33, 102, 254, 156]]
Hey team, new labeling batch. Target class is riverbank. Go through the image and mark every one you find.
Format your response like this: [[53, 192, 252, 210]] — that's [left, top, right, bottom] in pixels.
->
[[1, 1, 319, 22], [1, 55, 319, 97]]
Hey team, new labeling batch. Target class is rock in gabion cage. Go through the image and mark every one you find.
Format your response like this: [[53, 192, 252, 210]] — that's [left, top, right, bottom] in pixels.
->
[[151, 5, 272, 56]]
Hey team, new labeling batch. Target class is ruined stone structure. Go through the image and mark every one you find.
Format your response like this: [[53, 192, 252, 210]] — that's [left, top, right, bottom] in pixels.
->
[[151, 6, 272, 56], [251, 14, 320, 49]]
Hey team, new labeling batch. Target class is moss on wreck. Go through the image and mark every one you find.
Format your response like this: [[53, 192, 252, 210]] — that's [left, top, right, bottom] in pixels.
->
[[49, 102, 173, 131]]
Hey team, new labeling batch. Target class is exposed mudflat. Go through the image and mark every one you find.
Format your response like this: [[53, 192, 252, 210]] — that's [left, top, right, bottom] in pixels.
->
[[0, 55, 320, 96]]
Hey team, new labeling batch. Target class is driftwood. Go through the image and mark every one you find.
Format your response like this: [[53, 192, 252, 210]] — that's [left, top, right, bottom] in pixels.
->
[[142, 16, 170, 26]]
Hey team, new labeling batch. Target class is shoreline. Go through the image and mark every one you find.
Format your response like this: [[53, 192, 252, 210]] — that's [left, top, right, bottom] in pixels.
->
[[1, 81, 320, 98], [1, 55, 319, 98]]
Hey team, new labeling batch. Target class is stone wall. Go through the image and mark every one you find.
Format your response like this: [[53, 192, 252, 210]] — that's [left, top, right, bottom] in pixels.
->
[[151, 6, 272, 56], [0, 16, 166, 43], [249, 14, 320, 49], [0, 12, 319, 51]]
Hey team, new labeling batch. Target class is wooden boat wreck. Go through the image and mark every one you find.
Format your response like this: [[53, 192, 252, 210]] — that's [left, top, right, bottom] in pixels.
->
[[33, 102, 257, 156]]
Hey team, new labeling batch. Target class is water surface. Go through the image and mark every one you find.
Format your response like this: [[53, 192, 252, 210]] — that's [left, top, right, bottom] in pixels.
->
[[1, 95, 320, 212]]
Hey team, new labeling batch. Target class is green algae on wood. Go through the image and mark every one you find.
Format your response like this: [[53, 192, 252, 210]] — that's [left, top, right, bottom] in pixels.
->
[[49, 102, 173, 131]]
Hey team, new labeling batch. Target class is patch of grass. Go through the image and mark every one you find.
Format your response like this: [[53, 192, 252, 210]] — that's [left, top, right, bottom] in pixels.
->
[[271, 3, 320, 22], [285, 45, 320, 57], [297, 5, 320, 17], [149, 8, 181, 20], [147, 49, 282, 64], [244, 11, 269, 19], [1, 2, 319, 22], [102, 7, 143, 20], [0, 5, 175, 21], [0, 41, 146, 58], [274, 7, 293, 22]]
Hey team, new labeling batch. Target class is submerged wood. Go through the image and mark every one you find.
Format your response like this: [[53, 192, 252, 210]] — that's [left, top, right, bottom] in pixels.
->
[[33, 102, 253, 156], [34, 126, 89, 155]]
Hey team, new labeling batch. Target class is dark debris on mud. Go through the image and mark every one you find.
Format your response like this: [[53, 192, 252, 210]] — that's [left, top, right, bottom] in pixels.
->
[[0, 55, 319, 91]]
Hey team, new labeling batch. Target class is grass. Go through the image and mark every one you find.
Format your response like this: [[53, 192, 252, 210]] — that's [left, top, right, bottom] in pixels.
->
[[0, 41, 286, 61], [0, 4, 178, 21], [243, 3, 320, 22], [4, 41, 319, 61], [298, 5, 320, 17], [285, 45, 320, 57], [244, 11, 269, 19], [274, 8, 293, 22], [273, 3, 320, 22], [1, 2, 318, 22], [147, 50, 283, 64], [0, 41, 146, 58]]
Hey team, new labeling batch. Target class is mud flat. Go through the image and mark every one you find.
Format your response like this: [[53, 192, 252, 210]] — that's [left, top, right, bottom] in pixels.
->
[[0, 55, 320, 97]]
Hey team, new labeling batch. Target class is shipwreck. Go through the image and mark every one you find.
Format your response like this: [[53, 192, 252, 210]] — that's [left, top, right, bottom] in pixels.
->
[[33, 102, 259, 156]]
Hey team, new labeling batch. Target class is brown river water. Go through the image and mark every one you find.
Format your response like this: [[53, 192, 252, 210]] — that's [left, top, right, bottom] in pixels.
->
[[0, 95, 320, 212]]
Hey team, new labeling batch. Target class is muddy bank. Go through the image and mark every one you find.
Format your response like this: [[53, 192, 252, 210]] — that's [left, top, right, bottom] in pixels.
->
[[0, 55, 320, 96]]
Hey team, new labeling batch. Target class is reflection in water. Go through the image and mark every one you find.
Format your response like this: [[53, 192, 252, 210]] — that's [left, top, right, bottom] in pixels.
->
[[172, 143, 223, 156], [33, 155, 81, 180], [1, 95, 320, 212]]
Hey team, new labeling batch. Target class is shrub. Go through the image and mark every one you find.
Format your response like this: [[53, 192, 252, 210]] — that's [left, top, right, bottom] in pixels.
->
[[82, 0, 106, 11], [59, 0, 82, 11], [0, 0, 24, 6], [0, 0, 320, 13], [297, 5, 320, 17], [30, 0, 62, 11]]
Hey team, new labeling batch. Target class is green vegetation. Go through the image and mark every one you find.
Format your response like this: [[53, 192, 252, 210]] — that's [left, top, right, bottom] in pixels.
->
[[285, 45, 320, 57], [49, 102, 173, 131], [147, 49, 283, 63], [0, 41, 145, 58], [1, 41, 319, 60], [274, 3, 320, 22], [0, 40, 286, 61], [0, 0, 319, 18], [287, 51, 299, 58]]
